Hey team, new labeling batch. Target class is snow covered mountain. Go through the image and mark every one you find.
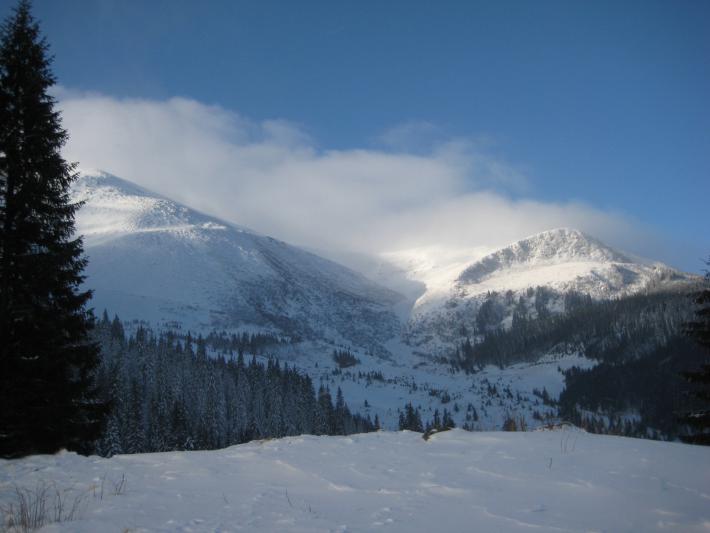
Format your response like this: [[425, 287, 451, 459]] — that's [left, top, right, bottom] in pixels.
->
[[71, 172, 698, 437], [74, 172, 694, 360], [73, 171, 403, 352], [454, 228, 683, 297], [395, 228, 693, 352]]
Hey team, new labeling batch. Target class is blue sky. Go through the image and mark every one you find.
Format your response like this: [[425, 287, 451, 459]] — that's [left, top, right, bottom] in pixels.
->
[[4, 0, 709, 270]]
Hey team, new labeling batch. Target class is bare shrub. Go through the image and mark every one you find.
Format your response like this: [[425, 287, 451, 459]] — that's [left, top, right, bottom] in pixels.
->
[[502, 414, 528, 432], [0, 481, 86, 532]]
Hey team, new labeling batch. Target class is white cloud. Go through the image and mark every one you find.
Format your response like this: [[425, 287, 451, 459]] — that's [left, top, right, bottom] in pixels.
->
[[58, 91, 661, 264]]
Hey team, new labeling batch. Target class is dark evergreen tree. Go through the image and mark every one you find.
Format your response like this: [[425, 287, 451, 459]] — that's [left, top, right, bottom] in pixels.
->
[[0, 0, 105, 457], [430, 409, 441, 431], [681, 259, 710, 445], [442, 408, 455, 429], [333, 387, 347, 435], [425, 408, 456, 433], [398, 402, 423, 432]]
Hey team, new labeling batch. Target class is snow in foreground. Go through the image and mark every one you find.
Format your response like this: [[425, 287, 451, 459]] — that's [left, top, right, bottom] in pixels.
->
[[2, 429, 709, 532]]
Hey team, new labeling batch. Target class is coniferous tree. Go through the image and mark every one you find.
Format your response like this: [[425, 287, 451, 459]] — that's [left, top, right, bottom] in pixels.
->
[[88, 318, 375, 454], [398, 402, 423, 432], [0, 0, 105, 457], [681, 259, 710, 445]]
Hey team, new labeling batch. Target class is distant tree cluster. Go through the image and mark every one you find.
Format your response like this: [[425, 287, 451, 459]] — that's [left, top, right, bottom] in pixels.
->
[[559, 335, 706, 440], [447, 285, 706, 441], [398, 402, 455, 434], [204, 330, 285, 356], [475, 296, 506, 333], [426, 408, 455, 433], [453, 290, 693, 371], [332, 349, 360, 368], [93, 315, 375, 456], [548, 279, 709, 442], [398, 403, 424, 432]]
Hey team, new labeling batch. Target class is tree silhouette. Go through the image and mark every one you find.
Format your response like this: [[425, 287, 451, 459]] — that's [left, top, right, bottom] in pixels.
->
[[0, 0, 105, 457]]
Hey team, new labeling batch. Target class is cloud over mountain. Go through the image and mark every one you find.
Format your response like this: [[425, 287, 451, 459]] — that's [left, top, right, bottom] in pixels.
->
[[58, 90, 662, 264]]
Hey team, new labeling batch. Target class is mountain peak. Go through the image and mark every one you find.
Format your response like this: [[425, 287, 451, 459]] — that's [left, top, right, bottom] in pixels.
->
[[72, 170, 403, 349], [73, 169, 250, 242], [457, 228, 633, 285], [529, 227, 587, 240], [74, 169, 159, 201]]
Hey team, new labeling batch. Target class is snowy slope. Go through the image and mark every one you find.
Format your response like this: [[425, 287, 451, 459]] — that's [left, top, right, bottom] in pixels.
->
[[310, 350, 593, 432], [73, 171, 403, 351], [379, 245, 491, 312], [2, 430, 709, 532], [401, 228, 690, 315]]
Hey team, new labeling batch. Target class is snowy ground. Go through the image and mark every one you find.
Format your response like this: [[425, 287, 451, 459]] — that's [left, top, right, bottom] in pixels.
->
[[2, 429, 709, 532], [272, 344, 593, 431]]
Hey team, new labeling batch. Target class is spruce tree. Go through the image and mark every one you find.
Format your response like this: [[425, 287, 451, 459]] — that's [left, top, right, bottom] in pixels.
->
[[0, 0, 105, 457], [681, 258, 710, 445]]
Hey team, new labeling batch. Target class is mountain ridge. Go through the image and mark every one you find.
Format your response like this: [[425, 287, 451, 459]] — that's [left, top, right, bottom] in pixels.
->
[[73, 170, 695, 360], [456, 228, 634, 285], [398, 228, 694, 354], [73, 170, 404, 352]]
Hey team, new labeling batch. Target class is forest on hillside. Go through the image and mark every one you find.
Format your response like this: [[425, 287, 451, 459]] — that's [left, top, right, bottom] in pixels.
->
[[451, 288, 707, 440], [91, 315, 376, 457]]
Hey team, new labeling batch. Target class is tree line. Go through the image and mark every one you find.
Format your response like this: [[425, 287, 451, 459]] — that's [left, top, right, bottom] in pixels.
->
[[453, 289, 694, 371], [93, 314, 376, 457]]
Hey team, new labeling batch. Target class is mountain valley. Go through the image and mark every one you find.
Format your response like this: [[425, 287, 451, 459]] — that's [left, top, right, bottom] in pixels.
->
[[74, 170, 702, 439]]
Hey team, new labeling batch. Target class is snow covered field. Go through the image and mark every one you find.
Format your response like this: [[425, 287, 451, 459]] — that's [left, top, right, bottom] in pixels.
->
[[2, 429, 709, 532]]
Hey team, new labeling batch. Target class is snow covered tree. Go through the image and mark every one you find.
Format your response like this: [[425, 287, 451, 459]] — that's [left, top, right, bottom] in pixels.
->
[[86, 318, 376, 455], [0, 0, 105, 457]]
